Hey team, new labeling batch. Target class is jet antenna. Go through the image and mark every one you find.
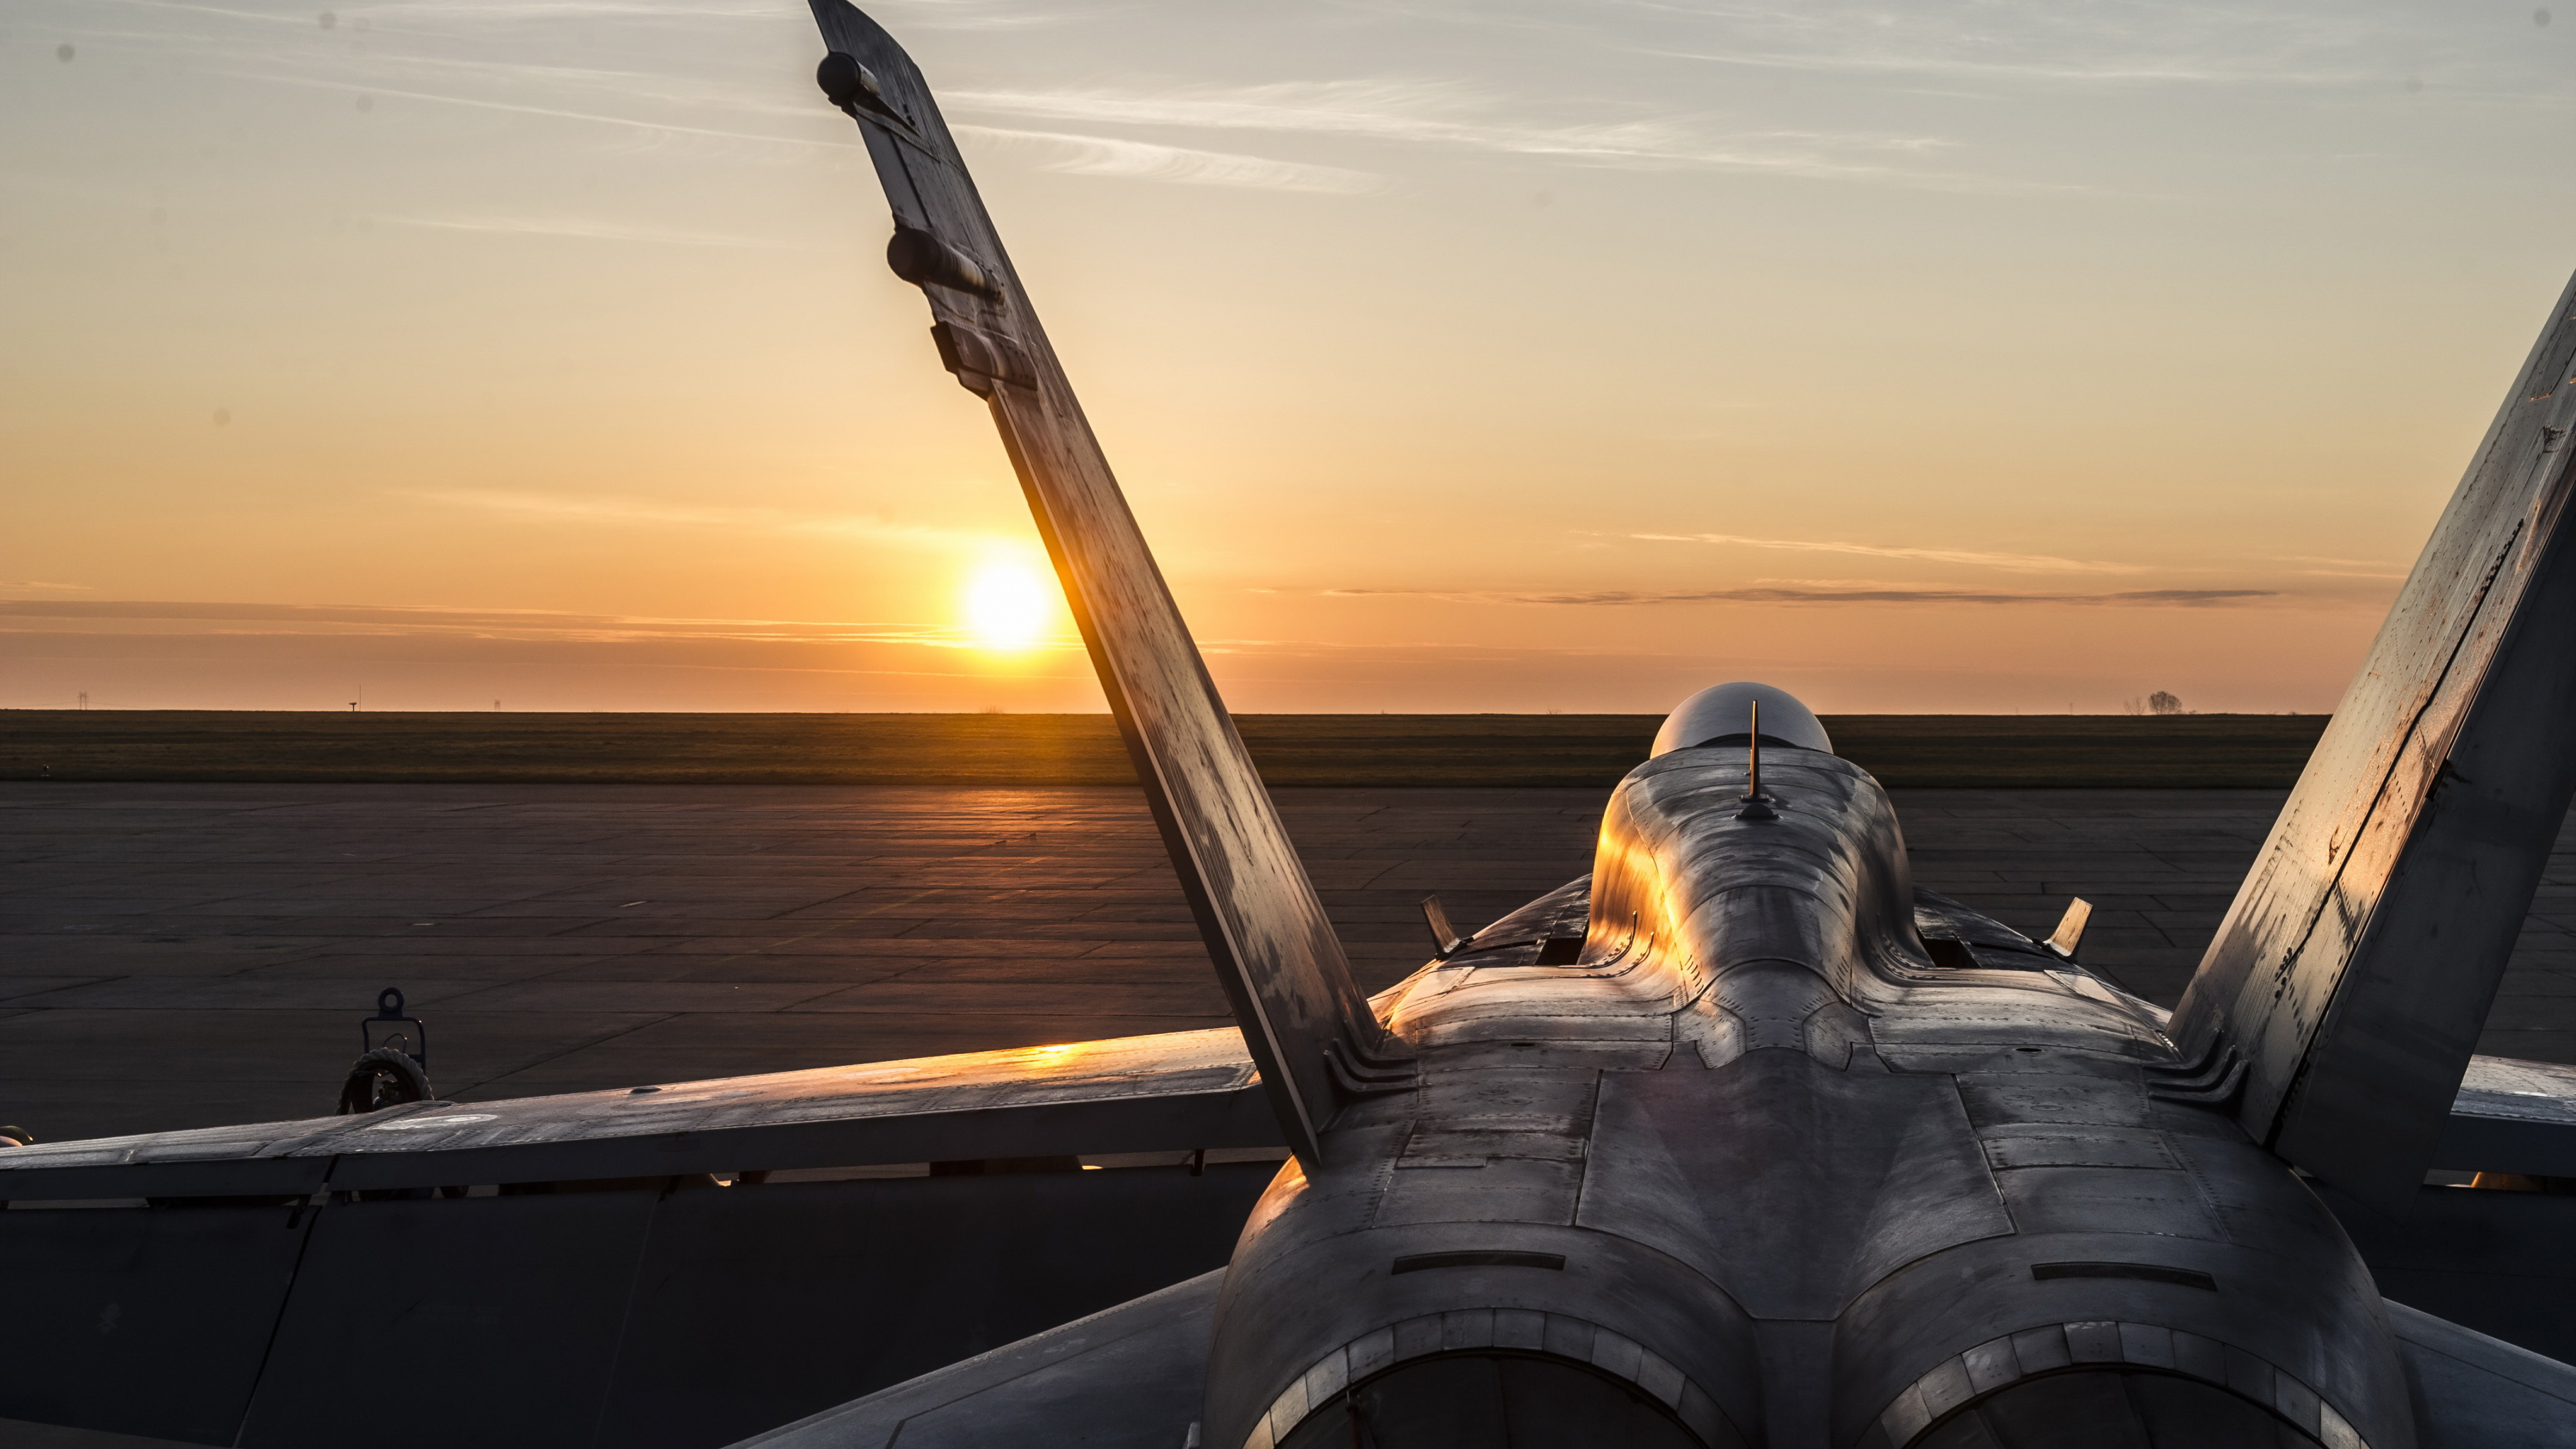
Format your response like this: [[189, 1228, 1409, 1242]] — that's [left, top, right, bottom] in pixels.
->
[[1737, 700, 1778, 820]]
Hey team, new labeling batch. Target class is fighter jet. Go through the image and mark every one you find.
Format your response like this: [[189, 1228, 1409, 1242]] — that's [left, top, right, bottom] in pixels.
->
[[5, 5, 2576, 1447]]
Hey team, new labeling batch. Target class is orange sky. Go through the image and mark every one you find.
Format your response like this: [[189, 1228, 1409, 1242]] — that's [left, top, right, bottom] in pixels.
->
[[5, 1, 2572, 714]]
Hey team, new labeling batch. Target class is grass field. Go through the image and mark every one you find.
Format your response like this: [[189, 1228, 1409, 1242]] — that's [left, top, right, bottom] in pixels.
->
[[0, 711, 2328, 788]]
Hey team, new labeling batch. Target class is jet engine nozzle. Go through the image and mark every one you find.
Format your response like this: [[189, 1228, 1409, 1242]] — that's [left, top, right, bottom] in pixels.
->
[[1654, 682, 1833, 757]]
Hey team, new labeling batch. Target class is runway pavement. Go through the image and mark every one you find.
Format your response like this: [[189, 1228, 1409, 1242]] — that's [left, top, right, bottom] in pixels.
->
[[3, 782, 2571, 1144]]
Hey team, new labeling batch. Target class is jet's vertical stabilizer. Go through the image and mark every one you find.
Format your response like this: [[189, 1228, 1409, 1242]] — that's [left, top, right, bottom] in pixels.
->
[[804, 1, 1391, 1170], [2174, 271, 2576, 1211]]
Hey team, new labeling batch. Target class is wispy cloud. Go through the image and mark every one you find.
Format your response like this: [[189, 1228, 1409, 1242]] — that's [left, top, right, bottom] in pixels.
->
[[1627, 531, 2145, 574], [357, 0, 782, 19], [865, 0, 1089, 32], [102, 0, 2051, 195], [945, 80, 2029, 191], [958, 126, 1385, 194], [1645, 44, 2369, 89], [199, 70, 836, 153], [260, 48, 817, 120], [383, 214, 790, 247], [1579, 0, 2404, 89], [0, 598, 1080, 651], [106, 0, 786, 30], [0, 581, 95, 593], [2269, 553, 2408, 579], [1327, 585, 2276, 606], [951, 78, 1521, 140], [405, 488, 1004, 551]]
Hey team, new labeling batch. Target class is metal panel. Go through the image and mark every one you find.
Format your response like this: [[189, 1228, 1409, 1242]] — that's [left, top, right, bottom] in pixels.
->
[[1210, 737, 2419, 1449], [604, 1168, 1271, 1449], [1576, 1057, 2012, 1320], [2318, 1182, 2576, 1367], [0, 1118, 345, 1203], [2384, 1300, 2576, 1448], [2435, 1054, 2576, 1177], [804, 0, 1389, 1169], [2171, 268, 2576, 1211], [3, 1165, 1273, 1449], [729, 1269, 1226, 1449], [236, 1190, 663, 1449], [0, 1028, 1279, 1199], [0, 1203, 311, 1446]]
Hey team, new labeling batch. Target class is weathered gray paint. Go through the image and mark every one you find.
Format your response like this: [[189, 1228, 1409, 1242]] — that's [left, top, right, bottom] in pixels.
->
[[1203, 747, 2416, 1449], [729, 1270, 1226, 1449], [2386, 1301, 2576, 1448], [2434, 1055, 2576, 1177], [0, 1202, 310, 1445], [0, 1167, 1274, 1449], [0, 1028, 1275, 1199], [239, 1188, 663, 1449], [730, 1289, 2576, 1449], [804, 0, 1389, 1172], [2318, 1181, 2576, 1369], [2171, 271, 2576, 1212], [11, 8, 2576, 1447]]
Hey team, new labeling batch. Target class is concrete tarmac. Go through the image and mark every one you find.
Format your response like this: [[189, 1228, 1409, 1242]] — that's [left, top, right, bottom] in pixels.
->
[[3, 782, 2571, 1144]]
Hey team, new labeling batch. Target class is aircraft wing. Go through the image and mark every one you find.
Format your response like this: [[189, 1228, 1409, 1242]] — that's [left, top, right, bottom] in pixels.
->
[[0, 1028, 1277, 1201], [2170, 270, 2576, 1211], [0, 1031, 1285, 1448]]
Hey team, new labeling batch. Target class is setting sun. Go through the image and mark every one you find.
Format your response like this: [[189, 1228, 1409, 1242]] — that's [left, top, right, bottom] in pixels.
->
[[965, 559, 1055, 651]]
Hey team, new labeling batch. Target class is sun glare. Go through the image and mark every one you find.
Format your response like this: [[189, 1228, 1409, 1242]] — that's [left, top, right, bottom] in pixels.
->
[[965, 559, 1053, 650]]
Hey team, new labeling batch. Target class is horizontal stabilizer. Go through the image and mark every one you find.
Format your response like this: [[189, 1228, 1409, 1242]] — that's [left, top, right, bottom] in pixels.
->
[[804, 0, 1393, 1169], [2434, 1053, 2576, 1179], [2387, 1300, 2576, 1447], [729, 1269, 1221, 1449], [2171, 268, 2576, 1211]]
